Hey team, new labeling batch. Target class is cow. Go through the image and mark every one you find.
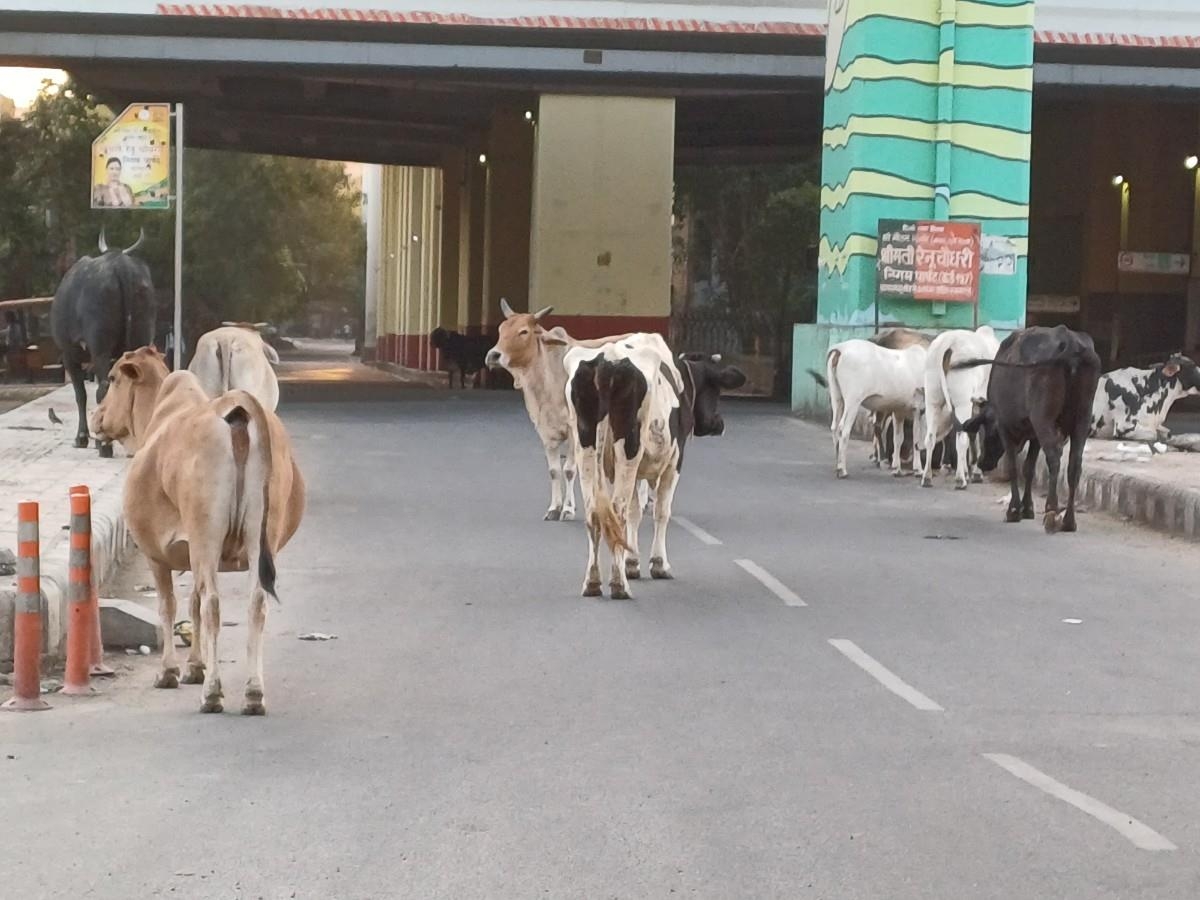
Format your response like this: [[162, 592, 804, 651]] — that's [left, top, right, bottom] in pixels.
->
[[1091, 354, 1200, 441], [919, 326, 1001, 489], [188, 325, 282, 412], [89, 346, 306, 715], [430, 327, 491, 389], [564, 334, 745, 599], [868, 328, 930, 467], [51, 228, 155, 457], [809, 339, 927, 479], [484, 299, 636, 521], [957, 325, 1101, 534]]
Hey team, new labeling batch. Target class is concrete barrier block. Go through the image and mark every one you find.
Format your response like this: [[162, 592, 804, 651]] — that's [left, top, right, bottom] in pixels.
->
[[99, 598, 160, 650]]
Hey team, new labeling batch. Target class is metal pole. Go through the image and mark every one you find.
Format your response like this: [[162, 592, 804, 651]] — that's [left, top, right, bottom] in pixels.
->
[[173, 103, 184, 371]]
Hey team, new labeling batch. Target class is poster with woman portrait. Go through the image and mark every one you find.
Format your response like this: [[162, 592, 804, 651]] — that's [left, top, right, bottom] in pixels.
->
[[90, 103, 171, 209]]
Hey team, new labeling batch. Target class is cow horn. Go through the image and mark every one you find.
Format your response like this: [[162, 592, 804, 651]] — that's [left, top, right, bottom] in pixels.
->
[[123, 228, 146, 255], [98, 227, 108, 254], [500, 297, 515, 319], [533, 306, 554, 321]]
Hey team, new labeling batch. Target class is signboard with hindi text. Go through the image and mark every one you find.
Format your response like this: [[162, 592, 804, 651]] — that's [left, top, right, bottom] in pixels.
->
[[91, 103, 171, 209], [877, 220, 981, 303]]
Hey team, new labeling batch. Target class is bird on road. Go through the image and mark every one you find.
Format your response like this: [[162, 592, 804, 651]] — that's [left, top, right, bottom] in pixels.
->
[[48, 408, 63, 426]]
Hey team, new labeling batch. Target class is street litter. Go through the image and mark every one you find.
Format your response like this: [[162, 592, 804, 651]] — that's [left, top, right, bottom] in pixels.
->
[[174, 620, 193, 647], [134, 584, 154, 592], [1062, 618, 1083, 625], [299, 632, 338, 641], [139, 645, 151, 655]]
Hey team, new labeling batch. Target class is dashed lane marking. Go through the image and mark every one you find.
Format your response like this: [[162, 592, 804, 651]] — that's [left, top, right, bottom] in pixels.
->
[[828, 639, 944, 711], [674, 516, 722, 546], [735, 559, 806, 607]]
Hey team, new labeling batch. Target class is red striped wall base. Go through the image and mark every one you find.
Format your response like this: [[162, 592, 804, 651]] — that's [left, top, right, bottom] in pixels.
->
[[542, 315, 669, 341], [377, 334, 440, 371]]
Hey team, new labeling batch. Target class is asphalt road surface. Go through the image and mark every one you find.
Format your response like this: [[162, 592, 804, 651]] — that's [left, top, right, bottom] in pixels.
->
[[4, 384, 1200, 899]]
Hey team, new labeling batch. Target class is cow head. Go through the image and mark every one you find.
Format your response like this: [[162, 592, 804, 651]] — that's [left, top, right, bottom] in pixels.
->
[[90, 346, 169, 452], [679, 353, 747, 437], [485, 299, 556, 371], [1163, 354, 1200, 394], [430, 327, 451, 351], [960, 402, 1004, 472]]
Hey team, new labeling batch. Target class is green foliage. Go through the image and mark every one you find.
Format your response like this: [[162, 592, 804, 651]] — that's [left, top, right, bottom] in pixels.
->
[[0, 77, 365, 335], [674, 156, 821, 354]]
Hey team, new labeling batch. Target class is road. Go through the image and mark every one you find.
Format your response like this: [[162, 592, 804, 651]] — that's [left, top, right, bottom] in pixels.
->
[[3, 377, 1200, 899]]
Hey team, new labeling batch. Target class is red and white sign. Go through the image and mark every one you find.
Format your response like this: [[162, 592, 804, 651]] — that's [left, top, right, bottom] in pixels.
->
[[877, 220, 981, 304]]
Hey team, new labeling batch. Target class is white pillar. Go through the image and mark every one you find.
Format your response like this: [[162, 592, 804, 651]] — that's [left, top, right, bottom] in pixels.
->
[[363, 163, 383, 360]]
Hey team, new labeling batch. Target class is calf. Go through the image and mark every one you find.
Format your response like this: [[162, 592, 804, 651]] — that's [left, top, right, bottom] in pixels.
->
[[958, 325, 1100, 533], [1091, 354, 1200, 441], [430, 327, 492, 389], [564, 335, 745, 599], [90, 347, 306, 715], [189, 325, 281, 412], [868, 328, 930, 466], [920, 326, 1000, 489], [809, 339, 927, 479]]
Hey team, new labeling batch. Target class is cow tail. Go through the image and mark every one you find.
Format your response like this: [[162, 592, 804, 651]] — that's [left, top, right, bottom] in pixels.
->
[[940, 347, 957, 420], [222, 395, 278, 604], [592, 491, 632, 555]]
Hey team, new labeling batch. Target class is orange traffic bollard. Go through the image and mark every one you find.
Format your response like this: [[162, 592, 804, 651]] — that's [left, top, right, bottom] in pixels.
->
[[72, 486, 114, 679], [2, 501, 49, 712], [62, 487, 96, 696]]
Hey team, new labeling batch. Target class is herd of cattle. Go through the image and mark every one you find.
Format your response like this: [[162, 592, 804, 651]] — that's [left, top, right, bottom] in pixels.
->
[[43, 234, 1200, 715], [810, 322, 1200, 534]]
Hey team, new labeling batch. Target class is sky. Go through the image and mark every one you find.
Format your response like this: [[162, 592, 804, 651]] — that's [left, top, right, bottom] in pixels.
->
[[0, 67, 67, 111]]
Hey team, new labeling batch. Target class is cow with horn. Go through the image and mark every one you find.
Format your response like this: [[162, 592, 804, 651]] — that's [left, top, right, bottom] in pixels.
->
[[51, 226, 156, 456]]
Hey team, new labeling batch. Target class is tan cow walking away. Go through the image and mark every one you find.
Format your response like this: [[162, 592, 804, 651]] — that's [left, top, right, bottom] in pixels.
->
[[90, 347, 305, 715]]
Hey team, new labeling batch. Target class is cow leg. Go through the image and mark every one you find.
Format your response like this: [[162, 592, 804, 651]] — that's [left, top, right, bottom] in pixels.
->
[[561, 438, 578, 522], [91, 351, 115, 458], [180, 584, 205, 684], [1002, 434, 1024, 523], [608, 462, 639, 600], [198, 572, 224, 713], [1020, 438, 1041, 520], [243, 585, 267, 716], [150, 561, 180, 689], [543, 443, 565, 521], [954, 430, 973, 490], [64, 350, 90, 449], [890, 413, 907, 475], [650, 466, 679, 580], [577, 447, 603, 597], [1061, 427, 1088, 533], [624, 483, 644, 581], [1034, 425, 1064, 533], [834, 395, 862, 479]]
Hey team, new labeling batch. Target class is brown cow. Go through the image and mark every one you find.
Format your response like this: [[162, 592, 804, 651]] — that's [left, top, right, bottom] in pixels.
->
[[90, 347, 305, 715]]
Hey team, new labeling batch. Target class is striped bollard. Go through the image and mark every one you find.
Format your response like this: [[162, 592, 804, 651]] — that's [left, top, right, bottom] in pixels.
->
[[2, 501, 49, 711], [62, 487, 96, 696], [72, 486, 114, 678]]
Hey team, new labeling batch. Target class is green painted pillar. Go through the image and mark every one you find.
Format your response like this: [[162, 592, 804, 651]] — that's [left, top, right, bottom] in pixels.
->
[[816, 0, 1033, 331]]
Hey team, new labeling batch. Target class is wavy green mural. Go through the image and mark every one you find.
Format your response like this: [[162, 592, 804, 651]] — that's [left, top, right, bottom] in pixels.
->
[[817, 0, 1034, 329]]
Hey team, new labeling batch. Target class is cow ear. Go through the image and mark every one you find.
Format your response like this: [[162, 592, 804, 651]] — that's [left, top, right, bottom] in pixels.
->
[[717, 366, 747, 390], [1164, 362, 1181, 377], [539, 329, 568, 347], [118, 361, 141, 382]]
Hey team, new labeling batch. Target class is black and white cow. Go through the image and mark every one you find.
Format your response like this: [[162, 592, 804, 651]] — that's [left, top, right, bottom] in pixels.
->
[[562, 334, 746, 599], [1091, 354, 1200, 441]]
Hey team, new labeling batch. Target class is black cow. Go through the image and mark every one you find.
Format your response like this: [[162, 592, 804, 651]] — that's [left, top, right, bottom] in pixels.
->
[[430, 327, 492, 389], [958, 325, 1101, 534], [51, 229, 155, 456]]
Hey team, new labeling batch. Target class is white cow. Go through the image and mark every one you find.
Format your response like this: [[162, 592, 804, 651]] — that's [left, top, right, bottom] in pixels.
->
[[188, 324, 281, 412], [810, 339, 927, 479], [920, 326, 1001, 489], [563, 334, 745, 599]]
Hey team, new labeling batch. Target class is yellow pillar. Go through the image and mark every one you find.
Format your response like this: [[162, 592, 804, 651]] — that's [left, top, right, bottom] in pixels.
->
[[439, 148, 463, 333], [460, 142, 488, 334], [482, 107, 535, 330], [529, 95, 675, 339]]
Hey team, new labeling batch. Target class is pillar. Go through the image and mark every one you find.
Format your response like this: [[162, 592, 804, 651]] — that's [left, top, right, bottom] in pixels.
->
[[362, 163, 383, 361], [459, 140, 488, 335], [482, 108, 534, 331], [528, 95, 675, 339], [795, 0, 1034, 412]]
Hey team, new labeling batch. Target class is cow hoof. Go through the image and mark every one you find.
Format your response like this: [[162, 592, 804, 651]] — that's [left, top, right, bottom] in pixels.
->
[[954, 481, 968, 491], [74, 435, 89, 449], [920, 477, 932, 488], [97, 443, 114, 459], [181, 667, 205, 685], [609, 585, 632, 600], [242, 692, 266, 716], [561, 508, 576, 522], [154, 668, 180, 689], [544, 509, 562, 522], [836, 470, 848, 480], [971, 472, 984, 484], [200, 698, 224, 714], [582, 582, 603, 598], [1022, 508, 1035, 520], [1005, 508, 1022, 523], [1061, 516, 1078, 533], [651, 565, 673, 581], [1043, 512, 1061, 534], [625, 564, 641, 581]]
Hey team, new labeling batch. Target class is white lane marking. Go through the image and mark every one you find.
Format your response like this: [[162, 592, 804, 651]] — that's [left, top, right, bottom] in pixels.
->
[[734, 559, 806, 607], [828, 639, 944, 711], [674, 516, 722, 546], [983, 753, 1177, 852]]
